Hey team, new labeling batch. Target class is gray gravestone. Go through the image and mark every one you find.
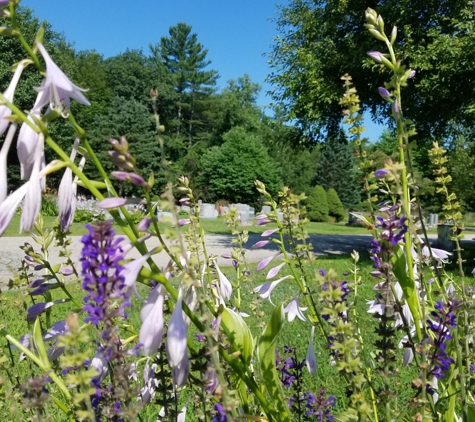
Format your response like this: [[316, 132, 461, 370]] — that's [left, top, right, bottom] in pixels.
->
[[261, 205, 271, 215], [200, 203, 216, 219], [234, 203, 249, 223]]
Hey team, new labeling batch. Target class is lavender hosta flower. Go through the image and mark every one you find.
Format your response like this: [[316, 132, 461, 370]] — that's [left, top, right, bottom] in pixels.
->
[[367, 50, 383, 63], [47, 345, 65, 362], [59, 267, 73, 276], [91, 350, 109, 383], [257, 254, 275, 271], [0, 62, 24, 136], [179, 197, 190, 205], [35, 42, 90, 117], [252, 240, 269, 249], [392, 99, 401, 119], [140, 359, 159, 404], [136, 218, 151, 232], [20, 136, 44, 233], [403, 347, 414, 366], [81, 221, 128, 325], [256, 218, 271, 226], [96, 197, 138, 209], [139, 285, 164, 356], [409, 69, 416, 78], [261, 228, 279, 237], [178, 218, 191, 227], [111, 171, 148, 187], [172, 354, 189, 389], [166, 289, 188, 368], [254, 275, 291, 304], [204, 368, 218, 394], [216, 264, 233, 301], [57, 138, 79, 231], [284, 295, 308, 322], [306, 326, 317, 376], [0, 123, 17, 203], [266, 262, 286, 280], [378, 87, 391, 99], [17, 108, 41, 181], [121, 249, 154, 298], [43, 320, 68, 342]]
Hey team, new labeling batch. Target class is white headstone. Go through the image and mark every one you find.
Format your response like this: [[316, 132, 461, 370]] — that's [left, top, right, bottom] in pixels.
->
[[200, 203, 216, 219]]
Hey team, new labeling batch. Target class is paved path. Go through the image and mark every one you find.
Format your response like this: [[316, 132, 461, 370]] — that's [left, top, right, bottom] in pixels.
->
[[0, 232, 447, 288]]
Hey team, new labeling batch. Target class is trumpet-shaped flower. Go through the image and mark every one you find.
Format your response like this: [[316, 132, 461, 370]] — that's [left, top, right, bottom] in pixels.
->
[[17, 92, 43, 181], [139, 285, 164, 356], [253, 275, 291, 304], [20, 135, 44, 233], [121, 249, 154, 298], [0, 123, 17, 203], [35, 42, 90, 117], [284, 295, 307, 322], [216, 264, 232, 301], [0, 182, 29, 236], [306, 326, 317, 375], [166, 289, 188, 368], [57, 138, 79, 230], [257, 254, 274, 271], [0, 62, 24, 136], [266, 262, 285, 279]]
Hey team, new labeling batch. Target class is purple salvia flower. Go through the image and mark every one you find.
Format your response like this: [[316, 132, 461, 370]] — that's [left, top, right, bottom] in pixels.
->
[[284, 295, 307, 322], [140, 285, 164, 356], [261, 228, 279, 237], [378, 87, 391, 98], [35, 42, 90, 117], [374, 168, 390, 179], [257, 255, 274, 271], [27, 301, 55, 321], [254, 275, 291, 304], [81, 221, 128, 325], [306, 326, 317, 375], [204, 368, 218, 394], [213, 404, 228, 422], [252, 240, 269, 249], [0, 62, 24, 136], [266, 262, 285, 279]]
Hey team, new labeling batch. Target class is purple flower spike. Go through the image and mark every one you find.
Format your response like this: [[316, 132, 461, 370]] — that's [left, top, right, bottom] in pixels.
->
[[266, 262, 286, 280], [374, 168, 390, 179], [252, 240, 269, 249], [378, 87, 391, 98], [257, 255, 274, 271], [367, 50, 383, 63]]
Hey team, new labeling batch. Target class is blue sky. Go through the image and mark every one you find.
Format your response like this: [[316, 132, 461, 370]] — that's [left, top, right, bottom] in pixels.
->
[[22, 0, 385, 141]]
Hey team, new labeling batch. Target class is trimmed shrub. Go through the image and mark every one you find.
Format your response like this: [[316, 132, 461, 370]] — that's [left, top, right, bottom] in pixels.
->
[[327, 188, 345, 222], [306, 185, 329, 222]]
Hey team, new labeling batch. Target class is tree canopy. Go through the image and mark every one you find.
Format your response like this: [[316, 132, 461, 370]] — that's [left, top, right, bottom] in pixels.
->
[[267, 0, 475, 141]]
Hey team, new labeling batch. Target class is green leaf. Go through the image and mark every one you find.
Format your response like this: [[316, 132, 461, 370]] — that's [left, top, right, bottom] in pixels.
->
[[257, 303, 291, 422], [33, 317, 50, 369], [391, 244, 421, 338], [221, 307, 254, 365], [467, 402, 475, 421]]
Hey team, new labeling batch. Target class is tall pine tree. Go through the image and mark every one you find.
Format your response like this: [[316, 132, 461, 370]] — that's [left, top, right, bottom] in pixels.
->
[[151, 23, 219, 146], [315, 130, 360, 209]]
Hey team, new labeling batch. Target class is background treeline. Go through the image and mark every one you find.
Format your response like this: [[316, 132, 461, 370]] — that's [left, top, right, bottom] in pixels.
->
[[3, 6, 474, 216]]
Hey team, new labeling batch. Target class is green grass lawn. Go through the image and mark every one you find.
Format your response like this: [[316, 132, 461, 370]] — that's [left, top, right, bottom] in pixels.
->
[[0, 251, 468, 421], [1, 213, 436, 237]]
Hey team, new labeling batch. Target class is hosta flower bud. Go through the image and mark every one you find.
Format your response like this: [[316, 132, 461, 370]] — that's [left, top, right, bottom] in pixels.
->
[[367, 51, 383, 63], [378, 87, 391, 99]]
